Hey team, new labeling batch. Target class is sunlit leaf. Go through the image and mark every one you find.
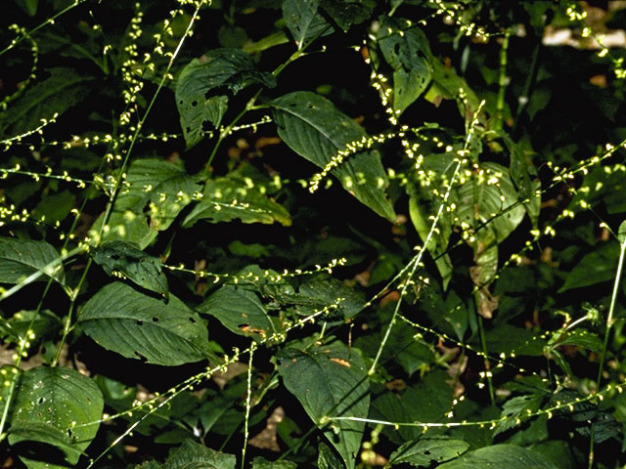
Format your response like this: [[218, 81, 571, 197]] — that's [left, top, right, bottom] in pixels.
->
[[162, 439, 236, 469], [0, 237, 64, 285], [283, 0, 331, 49], [437, 444, 558, 468], [389, 436, 470, 466], [78, 282, 213, 366], [272, 91, 395, 221], [8, 367, 103, 467]]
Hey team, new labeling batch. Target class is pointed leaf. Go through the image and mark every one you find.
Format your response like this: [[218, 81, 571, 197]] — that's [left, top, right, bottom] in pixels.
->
[[278, 341, 369, 469], [183, 176, 291, 227], [437, 444, 558, 469], [377, 16, 432, 115], [163, 439, 236, 469], [78, 282, 212, 366], [8, 366, 103, 466], [283, 0, 331, 49], [319, 0, 372, 32], [198, 284, 278, 342], [271, 91, 395, 221], [389, 436, 470, 466], [0, 237, 64, 285], [91, 241, 168, 298], [251, 457, 297, 469], [176, 49, 276, 148], [558, 241, 619, 293]]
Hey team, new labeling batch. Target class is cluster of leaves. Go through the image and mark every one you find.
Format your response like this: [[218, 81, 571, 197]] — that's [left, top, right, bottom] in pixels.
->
[[1, 0, 626, 467]]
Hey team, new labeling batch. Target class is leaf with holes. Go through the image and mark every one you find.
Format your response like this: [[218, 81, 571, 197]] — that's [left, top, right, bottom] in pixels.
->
[[198, 284, 279, 342], [78, 282, 213, 366], [283, 0, 331, 50], [377, 16, 432, 116], [437, 443, 558, 468], [271, 91, 395, 222], [320, 0, 373, 32], [182, 175, 291, 228], [278, 341, 369, 469], [91, 240, 168, 298], [389, 436, 470, 467], [7, 366, 103, 467], [0, 237, 65, 286], [176, 49, 276, 148]]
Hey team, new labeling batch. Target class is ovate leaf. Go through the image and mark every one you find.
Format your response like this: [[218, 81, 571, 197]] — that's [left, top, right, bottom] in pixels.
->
[[8, 366, 103, 466], [271, 91, 395, 221], [163, 439, 236, 469], [283, 0, 331, 49], [183, 175, 291, 227], [437, 444, 558, 469], [251, 457, 297, 469], [176, 49, 276, 148], [0, 68, 92, 138], [198, 285, 278, 342], [91, 241, 168, 298], [278, 341, 369, 469], [78, 282, 212, 366], [377, 16, 432, 115], [559, 241, 620, 292], [389, 436, 470, 466], [320, 0, 373, 32], [0, 237, 64, 285]]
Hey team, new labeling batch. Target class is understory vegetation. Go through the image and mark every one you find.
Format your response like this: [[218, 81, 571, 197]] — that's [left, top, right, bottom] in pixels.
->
[[2, 0, 626, 467]]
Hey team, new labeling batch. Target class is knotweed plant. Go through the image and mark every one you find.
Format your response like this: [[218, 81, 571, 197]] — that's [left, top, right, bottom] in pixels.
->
[[1, 1, 626, 468]]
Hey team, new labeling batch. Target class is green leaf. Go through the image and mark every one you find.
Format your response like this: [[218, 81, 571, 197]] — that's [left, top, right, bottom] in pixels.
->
[[437, 444, 558, 469], [271, 91, 395, 221], [377, 16, 432, 115], [251, 456, 297, 469], [91, 159, 199, 247], [319, 0, 373, 32], [8, 366, 103, 466], [425, 59, 480, 114], [176, 49, 276, 148], [456, 163, 526, 242], [78, 282, 213, 366], [558, 241, 619, 293], [0, 237, 64, 285], [198, 284, 278, 342], [484, 325, 545, 356], [0, 68, 92, 138], [182, 175, 291, 227], [32, 191, 76, 225], [389, 436, 470, 466], [278, 341, 370, 469], [163, 439, 236, 469], [5, 309, 61, 341], [283, 0, 331, 49], [91, 241, 168, 298], [619, 220, 626, 245], [15, 0, 39, 16], [553, 328, 603, 354], [494, 394, 544, 436]]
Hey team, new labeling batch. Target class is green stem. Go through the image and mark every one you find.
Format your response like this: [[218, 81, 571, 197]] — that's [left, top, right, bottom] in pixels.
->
[[595, 239, 626, 389], [494, 30, 510, 131], [241, 344, 256, 469]]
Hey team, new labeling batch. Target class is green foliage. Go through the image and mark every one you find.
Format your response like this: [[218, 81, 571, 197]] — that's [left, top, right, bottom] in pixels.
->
[[2, 0, 626, 467]]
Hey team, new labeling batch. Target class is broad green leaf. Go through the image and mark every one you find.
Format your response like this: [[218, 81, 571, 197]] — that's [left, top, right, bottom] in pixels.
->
[[198, 284, 278, 341], [0, 68, 92, 138], [176, 49, 276, 148], [319, 0, 373, 32], [505, 135, 541, 229], [456, 163, 526, 242], [251, 457, 297, 469], [163, 439, 236, 469], [91, 159, 199, 248], [484, 325, 545, 356], [91, 241, 168, 298], [182, 176, 291, 227], [494, 394, 544, 436], [437, 444, 558, 469], [318, 441, 345, 469], [389, 436, 470, 466], [377, 16, 432, 115], [619, 220, 626, 244], [32, 190, 75, 224], [551, 328, 603, 354], [271, 91, 395, 221], [78, 282, 213, 366], [278, 341, 370, 469], [408, 193, 453, 289], [8, 366, 103, 466], [16, 0, 38, 16], [558, 241, 619, 293], [283, 0, 331, 49], [425, 59, 480, 114], [0, 237, 64, 285], [5, 309, 61, 341], [470, 230, 499, 319]]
